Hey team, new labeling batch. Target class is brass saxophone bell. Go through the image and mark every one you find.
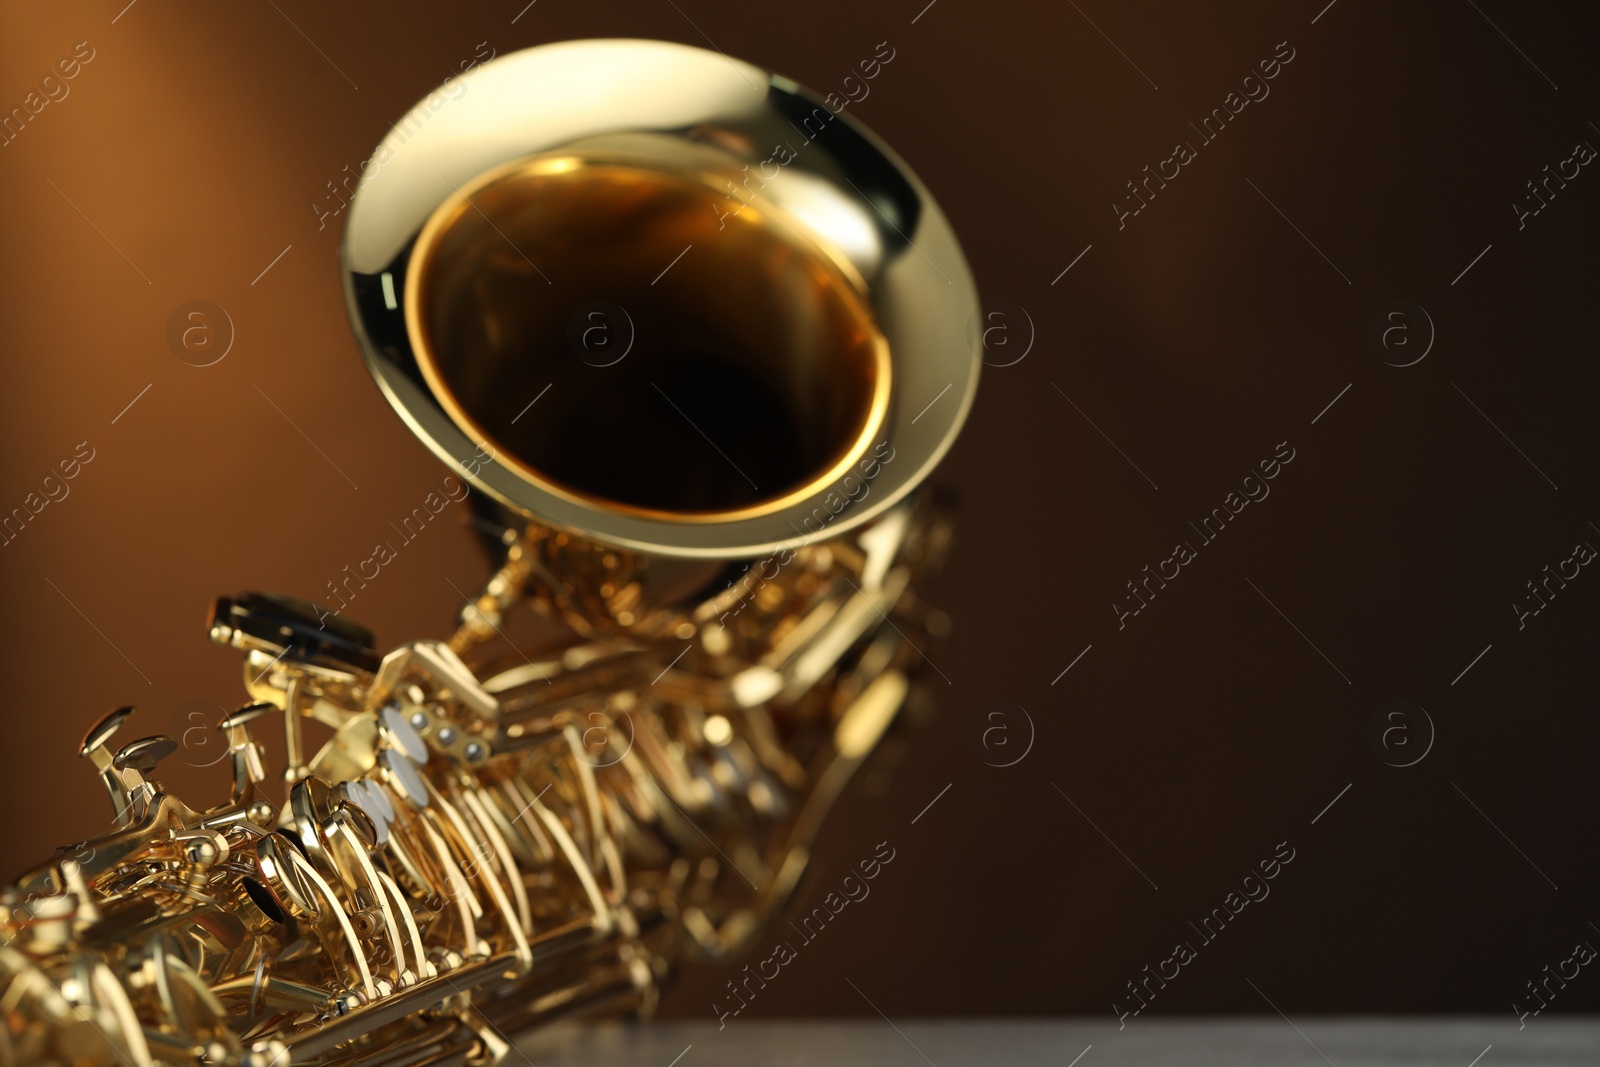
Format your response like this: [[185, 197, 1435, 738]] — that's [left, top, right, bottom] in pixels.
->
[[343, 39, 979, 565]]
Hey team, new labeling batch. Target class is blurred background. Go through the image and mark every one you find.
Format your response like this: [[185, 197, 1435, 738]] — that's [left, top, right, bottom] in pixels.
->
[[2, 0, 1599, 1029]]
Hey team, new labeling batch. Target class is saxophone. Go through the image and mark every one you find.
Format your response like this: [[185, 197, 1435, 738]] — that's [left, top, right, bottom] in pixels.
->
[[0, 39, 979, 1066]]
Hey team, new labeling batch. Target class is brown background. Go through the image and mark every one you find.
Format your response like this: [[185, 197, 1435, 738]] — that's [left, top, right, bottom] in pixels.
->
[[3, 0, 1599, 1032]]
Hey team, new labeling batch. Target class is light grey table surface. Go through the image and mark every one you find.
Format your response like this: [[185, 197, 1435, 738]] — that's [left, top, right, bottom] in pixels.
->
[[516, 1019, 1597, 1066]]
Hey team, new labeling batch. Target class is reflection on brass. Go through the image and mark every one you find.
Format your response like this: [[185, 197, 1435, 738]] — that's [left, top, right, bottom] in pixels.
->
[[1, 39, 978, 1066], [410, 155, 892, 522]]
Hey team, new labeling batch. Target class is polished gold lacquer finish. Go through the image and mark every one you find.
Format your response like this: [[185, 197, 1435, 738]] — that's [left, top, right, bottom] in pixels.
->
[[409, 154, 893, 524], [0, 39, 978, 1067]]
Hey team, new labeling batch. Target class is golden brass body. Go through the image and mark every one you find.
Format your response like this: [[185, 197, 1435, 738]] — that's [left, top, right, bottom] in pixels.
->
[[0, 39, 978, 1067]]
